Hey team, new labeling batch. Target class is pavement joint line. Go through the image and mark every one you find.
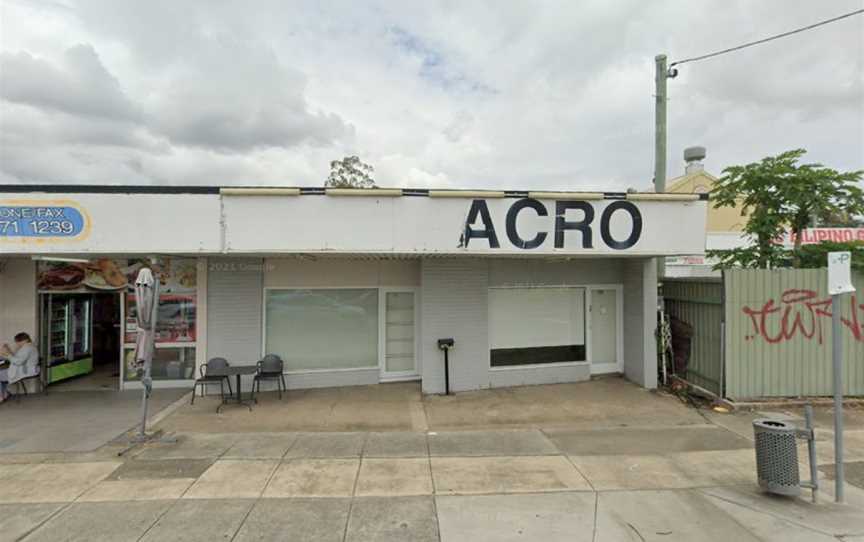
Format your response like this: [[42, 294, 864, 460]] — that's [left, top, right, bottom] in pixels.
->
[[425, 455, 441, 542], [696, 488, 841, 538], [258, 457, 282, 499], [562, 453, 597, 492], [134, 496, 179, 542], [340, 456, 364, 542], [591, 492, 599, 542], [13, 500, 75, 542], [229, 497, 261, 542]]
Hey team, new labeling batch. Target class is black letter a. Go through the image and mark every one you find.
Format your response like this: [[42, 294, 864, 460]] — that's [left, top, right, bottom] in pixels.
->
[[463, 199, 500, 248]]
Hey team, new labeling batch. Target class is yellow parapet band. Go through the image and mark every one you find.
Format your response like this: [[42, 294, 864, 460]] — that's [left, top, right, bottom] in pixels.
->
[[527, 192, 604, 200]]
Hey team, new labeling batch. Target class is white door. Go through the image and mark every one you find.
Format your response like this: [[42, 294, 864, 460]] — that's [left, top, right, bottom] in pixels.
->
[[589, 287, 622, 374], [380, 290, 419, 380]]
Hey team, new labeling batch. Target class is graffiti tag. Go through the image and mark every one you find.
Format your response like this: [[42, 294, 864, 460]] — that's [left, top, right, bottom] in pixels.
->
[[742, 289, 864, 344]]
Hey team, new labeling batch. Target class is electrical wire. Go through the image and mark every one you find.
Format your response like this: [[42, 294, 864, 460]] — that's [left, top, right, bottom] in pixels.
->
[[670, 8, 864, 67]]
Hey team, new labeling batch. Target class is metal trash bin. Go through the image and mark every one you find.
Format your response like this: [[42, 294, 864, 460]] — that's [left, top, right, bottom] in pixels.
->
[[753, 419, 801, 496]]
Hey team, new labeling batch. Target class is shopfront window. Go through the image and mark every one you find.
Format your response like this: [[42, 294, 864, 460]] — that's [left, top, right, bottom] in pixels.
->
[[265, 289, 379, 371], [123, 258, 198, 381], [489, 287, 586, 367]]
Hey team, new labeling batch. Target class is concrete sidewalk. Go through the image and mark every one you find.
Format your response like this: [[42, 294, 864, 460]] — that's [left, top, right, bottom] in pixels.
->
[[156, 377, 710, 434], [1, 425, 863, 541], [0, 389, 187, 454]]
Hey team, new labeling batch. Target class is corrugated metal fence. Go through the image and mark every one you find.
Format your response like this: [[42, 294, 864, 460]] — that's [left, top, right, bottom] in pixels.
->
[[664, 269, 864, 400], [663, 278, 724, 395], [724, 269, 863, 399]]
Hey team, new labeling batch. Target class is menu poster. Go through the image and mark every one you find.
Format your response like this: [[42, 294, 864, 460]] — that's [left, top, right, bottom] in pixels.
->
[[39, 257, 199, 294], [37, 258, 129, 292]]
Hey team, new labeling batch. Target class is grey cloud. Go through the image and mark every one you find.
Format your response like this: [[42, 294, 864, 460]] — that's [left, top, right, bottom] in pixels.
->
[[0, 44, 139, 121]]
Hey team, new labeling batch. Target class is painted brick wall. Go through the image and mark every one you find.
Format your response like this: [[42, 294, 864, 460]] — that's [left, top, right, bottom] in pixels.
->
[[206, 257, 264, 365], [420, 258, 490, 393], [622, 258, 658, 389]]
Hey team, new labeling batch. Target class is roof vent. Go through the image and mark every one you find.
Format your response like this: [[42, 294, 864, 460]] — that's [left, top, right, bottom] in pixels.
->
[[684, 146, 706, 174]]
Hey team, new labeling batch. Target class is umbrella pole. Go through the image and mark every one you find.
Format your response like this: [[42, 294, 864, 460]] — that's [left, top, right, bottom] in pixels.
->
[[138, 368, 151, 438]]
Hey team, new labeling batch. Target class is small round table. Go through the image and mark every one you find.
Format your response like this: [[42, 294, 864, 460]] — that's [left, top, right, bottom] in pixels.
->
[[216, 365, 258, 413]]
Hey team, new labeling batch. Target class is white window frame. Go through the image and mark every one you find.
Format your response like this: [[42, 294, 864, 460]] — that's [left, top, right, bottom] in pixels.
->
[[262, 286, 380, 374], [487, 283, 623, 372], [379, 287, 421, 382], [586, 284, 624, 375]]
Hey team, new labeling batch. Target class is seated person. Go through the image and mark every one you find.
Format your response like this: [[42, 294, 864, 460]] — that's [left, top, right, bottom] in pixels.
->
[[0, 332, 40, 402]]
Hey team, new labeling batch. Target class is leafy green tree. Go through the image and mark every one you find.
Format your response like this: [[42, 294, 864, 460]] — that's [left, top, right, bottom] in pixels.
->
[[797, 241, 864, 271], [709, 149, 864, 269], [325, 156, 376, 188]]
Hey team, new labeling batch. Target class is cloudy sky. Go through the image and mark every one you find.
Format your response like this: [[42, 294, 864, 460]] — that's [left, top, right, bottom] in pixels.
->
[[0, 1, 861, 191]]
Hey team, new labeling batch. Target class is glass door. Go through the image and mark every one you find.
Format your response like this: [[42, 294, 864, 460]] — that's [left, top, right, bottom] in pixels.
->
[[380, 289, 419, 380]]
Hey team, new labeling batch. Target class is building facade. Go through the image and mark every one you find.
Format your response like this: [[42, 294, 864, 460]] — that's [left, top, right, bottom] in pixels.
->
[[0, 185, 707, 393]]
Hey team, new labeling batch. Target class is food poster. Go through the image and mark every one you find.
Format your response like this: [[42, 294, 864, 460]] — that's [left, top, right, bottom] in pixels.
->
[[122, 258, 198, 344], [37, 258, 129, 292], [37, 257, 198, 345]]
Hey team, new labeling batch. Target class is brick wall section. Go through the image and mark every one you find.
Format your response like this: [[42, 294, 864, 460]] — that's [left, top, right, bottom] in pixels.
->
[[622, 258, 658, 389], [420, 258, 490, 393]]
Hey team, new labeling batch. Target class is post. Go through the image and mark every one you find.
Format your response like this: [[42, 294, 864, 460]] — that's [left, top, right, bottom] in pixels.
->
[[831, 293, 845, 503], [654, 54, 668, 193], [444, 348, 450, 395], [654, 54, 668, 279], [804, 405, 818, 503]]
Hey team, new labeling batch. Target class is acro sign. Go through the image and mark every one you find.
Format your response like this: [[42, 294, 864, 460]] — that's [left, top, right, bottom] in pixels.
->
[[460, 198, 642, 250]]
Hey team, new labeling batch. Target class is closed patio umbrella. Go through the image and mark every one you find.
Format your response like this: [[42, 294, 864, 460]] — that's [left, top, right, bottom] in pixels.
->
[[133, 267, 160, 438]]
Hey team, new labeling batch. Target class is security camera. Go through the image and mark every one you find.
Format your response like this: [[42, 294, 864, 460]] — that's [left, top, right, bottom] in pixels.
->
[[667, 67, 679, 78]]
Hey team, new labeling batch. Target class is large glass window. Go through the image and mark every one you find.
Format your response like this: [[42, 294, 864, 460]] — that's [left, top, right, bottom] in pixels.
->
[[123, 257, 198, 381], [489, 287, 586, 367], [265, 289, 379, 371]]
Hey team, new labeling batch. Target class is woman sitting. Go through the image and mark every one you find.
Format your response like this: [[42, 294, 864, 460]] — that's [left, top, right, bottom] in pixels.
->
[[0, 332, 40, 403]]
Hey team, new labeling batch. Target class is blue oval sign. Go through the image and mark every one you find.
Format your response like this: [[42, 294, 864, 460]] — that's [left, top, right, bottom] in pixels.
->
[[0, 205, 87, 238]]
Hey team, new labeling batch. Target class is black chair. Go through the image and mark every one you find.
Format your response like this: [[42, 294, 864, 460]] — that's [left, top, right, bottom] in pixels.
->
[[253, 354, 287, 400], [191, 357, 232, 404], [12, 372, 42, 402]]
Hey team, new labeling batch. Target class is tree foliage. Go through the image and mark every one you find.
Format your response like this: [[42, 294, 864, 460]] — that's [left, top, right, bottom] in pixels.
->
[[797, 241, 864, 271], [325, 156, 376, 188], [709, 149, 864, 269]]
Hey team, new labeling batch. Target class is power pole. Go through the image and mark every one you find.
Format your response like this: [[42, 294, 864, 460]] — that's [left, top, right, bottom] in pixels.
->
[[654, 54, 668, 194], [655, 53, 668, 279]]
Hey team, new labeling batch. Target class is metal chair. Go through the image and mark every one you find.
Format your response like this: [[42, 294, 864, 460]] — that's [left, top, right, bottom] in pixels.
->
[[252, 354, 287, 400], [11, 372, 41, 402], [191, 357, 232, 404]]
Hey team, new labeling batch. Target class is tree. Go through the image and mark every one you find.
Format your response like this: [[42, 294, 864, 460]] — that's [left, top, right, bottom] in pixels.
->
[[709, 149, 864, 269], [325, 156, 376, 189], [797, 241, 864, 271]]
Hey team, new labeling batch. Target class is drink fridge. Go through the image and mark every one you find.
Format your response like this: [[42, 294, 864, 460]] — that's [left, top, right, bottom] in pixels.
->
[[41, 294, 94, 384]]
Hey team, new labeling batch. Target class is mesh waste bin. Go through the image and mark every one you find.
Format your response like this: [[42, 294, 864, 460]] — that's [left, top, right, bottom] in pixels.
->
[[753, 419, 801, 496]]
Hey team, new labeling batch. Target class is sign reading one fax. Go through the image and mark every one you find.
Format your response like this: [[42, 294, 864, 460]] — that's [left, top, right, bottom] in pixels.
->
[[0, 201, 90, 242]]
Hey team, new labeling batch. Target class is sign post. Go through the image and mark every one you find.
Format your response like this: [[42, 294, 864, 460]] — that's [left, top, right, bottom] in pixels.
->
[[827, 251, 855, 503]]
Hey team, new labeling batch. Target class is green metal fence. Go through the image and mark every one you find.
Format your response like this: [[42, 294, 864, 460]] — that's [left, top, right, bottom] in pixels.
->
[[664, 270, 864, 400], [663, 278, 724, 395], [724, 269, 864, 400]]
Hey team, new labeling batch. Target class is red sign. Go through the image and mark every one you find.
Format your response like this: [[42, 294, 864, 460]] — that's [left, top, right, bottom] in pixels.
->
[[775, 228, 864, 246]]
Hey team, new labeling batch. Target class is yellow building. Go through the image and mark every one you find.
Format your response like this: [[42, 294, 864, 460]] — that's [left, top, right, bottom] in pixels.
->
[[664, 147, 748, 277], [666, 169, 747, 233]]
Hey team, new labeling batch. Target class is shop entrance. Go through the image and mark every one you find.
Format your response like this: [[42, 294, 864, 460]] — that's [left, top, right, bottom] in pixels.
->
[[40, 292, 122, 391]]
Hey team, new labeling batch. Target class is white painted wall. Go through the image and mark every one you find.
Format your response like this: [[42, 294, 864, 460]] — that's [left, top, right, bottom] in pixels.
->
[[0, 194, 222, 254], [263, 258, 420, 288], [224, 196, 707, 256], [622, 258, 658, 389], [0, 258, 37, 346]]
